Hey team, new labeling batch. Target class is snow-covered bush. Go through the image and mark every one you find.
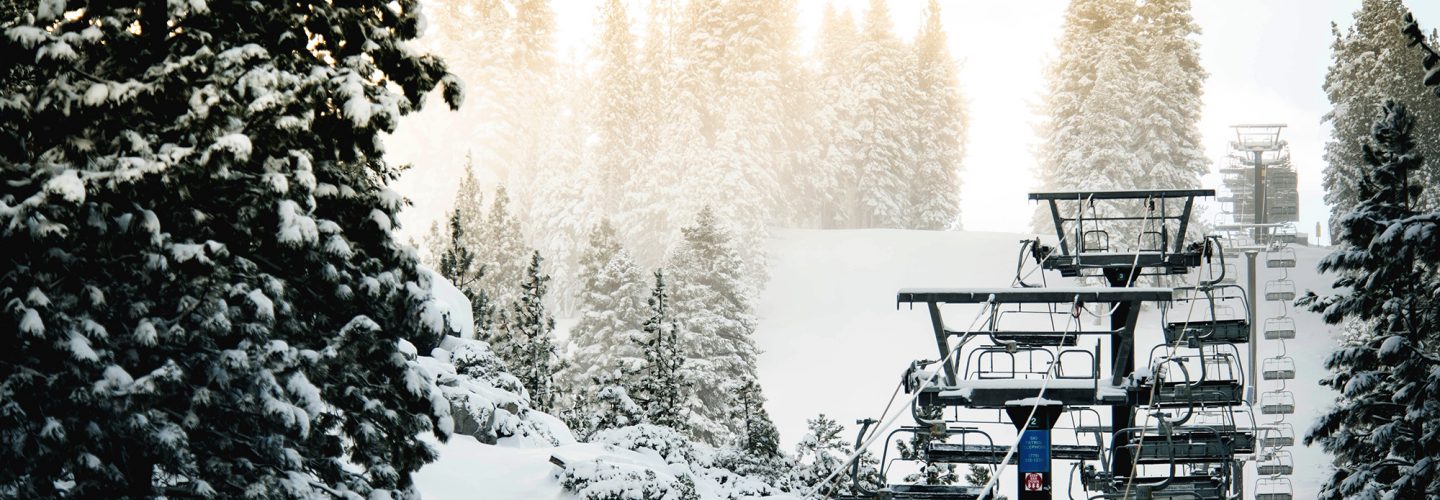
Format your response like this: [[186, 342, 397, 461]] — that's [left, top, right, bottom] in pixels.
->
[[557, 459, 699, 500]]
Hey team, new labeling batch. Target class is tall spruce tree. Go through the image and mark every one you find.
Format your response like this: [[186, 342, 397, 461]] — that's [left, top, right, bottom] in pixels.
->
[[910, 0, 968, 230], [814, 5, 864, 229], [0, 0, 461, 496], [479, 185, 527, 308], [669, 207, 762, 444], [563, 219, 649, 393], [716, 379, 789, 487], [1032, 0, 1139, 232], [593, 0, 644, 215], [1300, 100, 1440, 499], [1323, 0, 1440, 238], [631, 270, 691, 433], [437, 207, 495, 339], [502, 251, 562, 412], [1133, 0, 1208, 195], [853, 0, 912, 228]]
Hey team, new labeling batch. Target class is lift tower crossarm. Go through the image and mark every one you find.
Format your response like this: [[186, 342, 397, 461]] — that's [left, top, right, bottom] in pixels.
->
[[1028, 190, 1214, 277], [897, 287, 1174, 305]]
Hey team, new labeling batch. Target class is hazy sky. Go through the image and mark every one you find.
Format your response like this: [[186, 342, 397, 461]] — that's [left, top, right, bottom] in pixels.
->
[[524, 0, 1440, 245]]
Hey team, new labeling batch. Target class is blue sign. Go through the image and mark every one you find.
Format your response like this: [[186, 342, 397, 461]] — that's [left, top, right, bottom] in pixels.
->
[[1018, 430, 1050, 473]]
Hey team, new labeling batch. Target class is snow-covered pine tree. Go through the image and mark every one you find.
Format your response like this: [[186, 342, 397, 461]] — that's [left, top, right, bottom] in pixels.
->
[[1323, 0, 1440, 238], [631, 270, 692, 433], [506, 0, 558, 189], [437, 207, 495, 339], [0, 0, 461, 496], [853, 0, 913, 228], [563, 219, 649, 395], [425, 0, 516, 174], [561, 375, 646, 442], [1299, 100, 1440, 499], [792, 413, 882, 496], [515, 69, 596, 316], [593, 0, 644, 216], [479, 185, 527, 308], [500, 250, 563, 412], [423, 154, 485, 270], [794, 414, 849, 495], [715, 379, 790, 488], [1133, 0, 1208, 215], [1134, 0, 1207, 181], [909, 0, 968, 230], [895, 406, 960, 485], [814, 5, 864, 229], [1032, 0, 1139, 232], [669, 207, 763, 445]]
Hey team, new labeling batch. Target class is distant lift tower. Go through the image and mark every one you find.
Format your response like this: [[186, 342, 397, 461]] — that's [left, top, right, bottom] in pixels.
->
[[1221, 124, 1298, 246]]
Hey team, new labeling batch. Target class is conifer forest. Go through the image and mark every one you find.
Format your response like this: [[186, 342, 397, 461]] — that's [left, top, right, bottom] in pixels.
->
[[5, 1, 1440, 499]]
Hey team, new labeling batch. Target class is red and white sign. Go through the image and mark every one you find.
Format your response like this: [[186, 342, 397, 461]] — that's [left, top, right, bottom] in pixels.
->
[[1024, 472, 1044, 492]]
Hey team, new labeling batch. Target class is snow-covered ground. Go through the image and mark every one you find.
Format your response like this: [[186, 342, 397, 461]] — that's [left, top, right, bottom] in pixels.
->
[[417, 228, 1341, 498], [754, 228, 1338, 499]]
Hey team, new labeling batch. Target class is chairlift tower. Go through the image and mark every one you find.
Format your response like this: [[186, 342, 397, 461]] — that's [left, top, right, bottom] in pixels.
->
[[1226, 124, 1295, 245], [842, 189, 1266, 500]]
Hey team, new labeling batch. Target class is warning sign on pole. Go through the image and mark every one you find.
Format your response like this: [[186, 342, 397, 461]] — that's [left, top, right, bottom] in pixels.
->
[[1024, 473, 1043, 492]]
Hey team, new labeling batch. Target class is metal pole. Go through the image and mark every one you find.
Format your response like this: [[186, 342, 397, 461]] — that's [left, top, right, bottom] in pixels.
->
[[1245, 251, 1259, 405], [1241, 250, 1259, 500], [1252, 151, 1267, 244]]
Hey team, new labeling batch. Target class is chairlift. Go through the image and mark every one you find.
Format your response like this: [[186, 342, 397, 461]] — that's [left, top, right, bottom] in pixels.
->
[[1262, 357, 1296, 380], [1141, 344, 1247, 408], [1264, 279, 1296, 301], [1257, 449, 1294, 475], [1265, 247, 1296, 268], [1263, 317, 1296, 340], [1260, 390, 1296, 415], [1082, 229, 1110, 252], [1139, 229, 1168, 252], [1164, 285, 1251, 347], [1256, 477, 1294, 500], [1260, 422, 1295, 448]]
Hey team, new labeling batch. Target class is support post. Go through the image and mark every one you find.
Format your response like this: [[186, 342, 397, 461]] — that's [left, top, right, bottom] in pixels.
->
[[1102, 268, 1138, 481], [1245, 251, 1259, 405], [1006, 405, 1065, 500], [927, 301, 957, 385], [1252, 151, 1268, 244]]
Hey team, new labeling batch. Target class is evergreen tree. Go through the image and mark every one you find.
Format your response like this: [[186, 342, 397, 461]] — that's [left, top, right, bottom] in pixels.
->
[[853, 0, 912, 228], [630, 270, 692, 433], [669, 207, 762, 444], [1323, 0, 1440, 238], [1299, 100, 1440, 499], [561, 376, 645, 442], [909, 0, 968, 230], [794, 414, 850, 495], [895, 407, 959, 485], [593, 0, 644, 215], [1032, 0, 1139, 232], [437, 207, 496, 339], [426, 0, 515, 172], [1133, 0, 1208, 227], [715, 379, 788, 487], [813, 5, 864, 229], [501, 251, 563, 412], [0, 0, 461, 496], [479, 185, 527, 308], [563, 219, 649, 393]]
